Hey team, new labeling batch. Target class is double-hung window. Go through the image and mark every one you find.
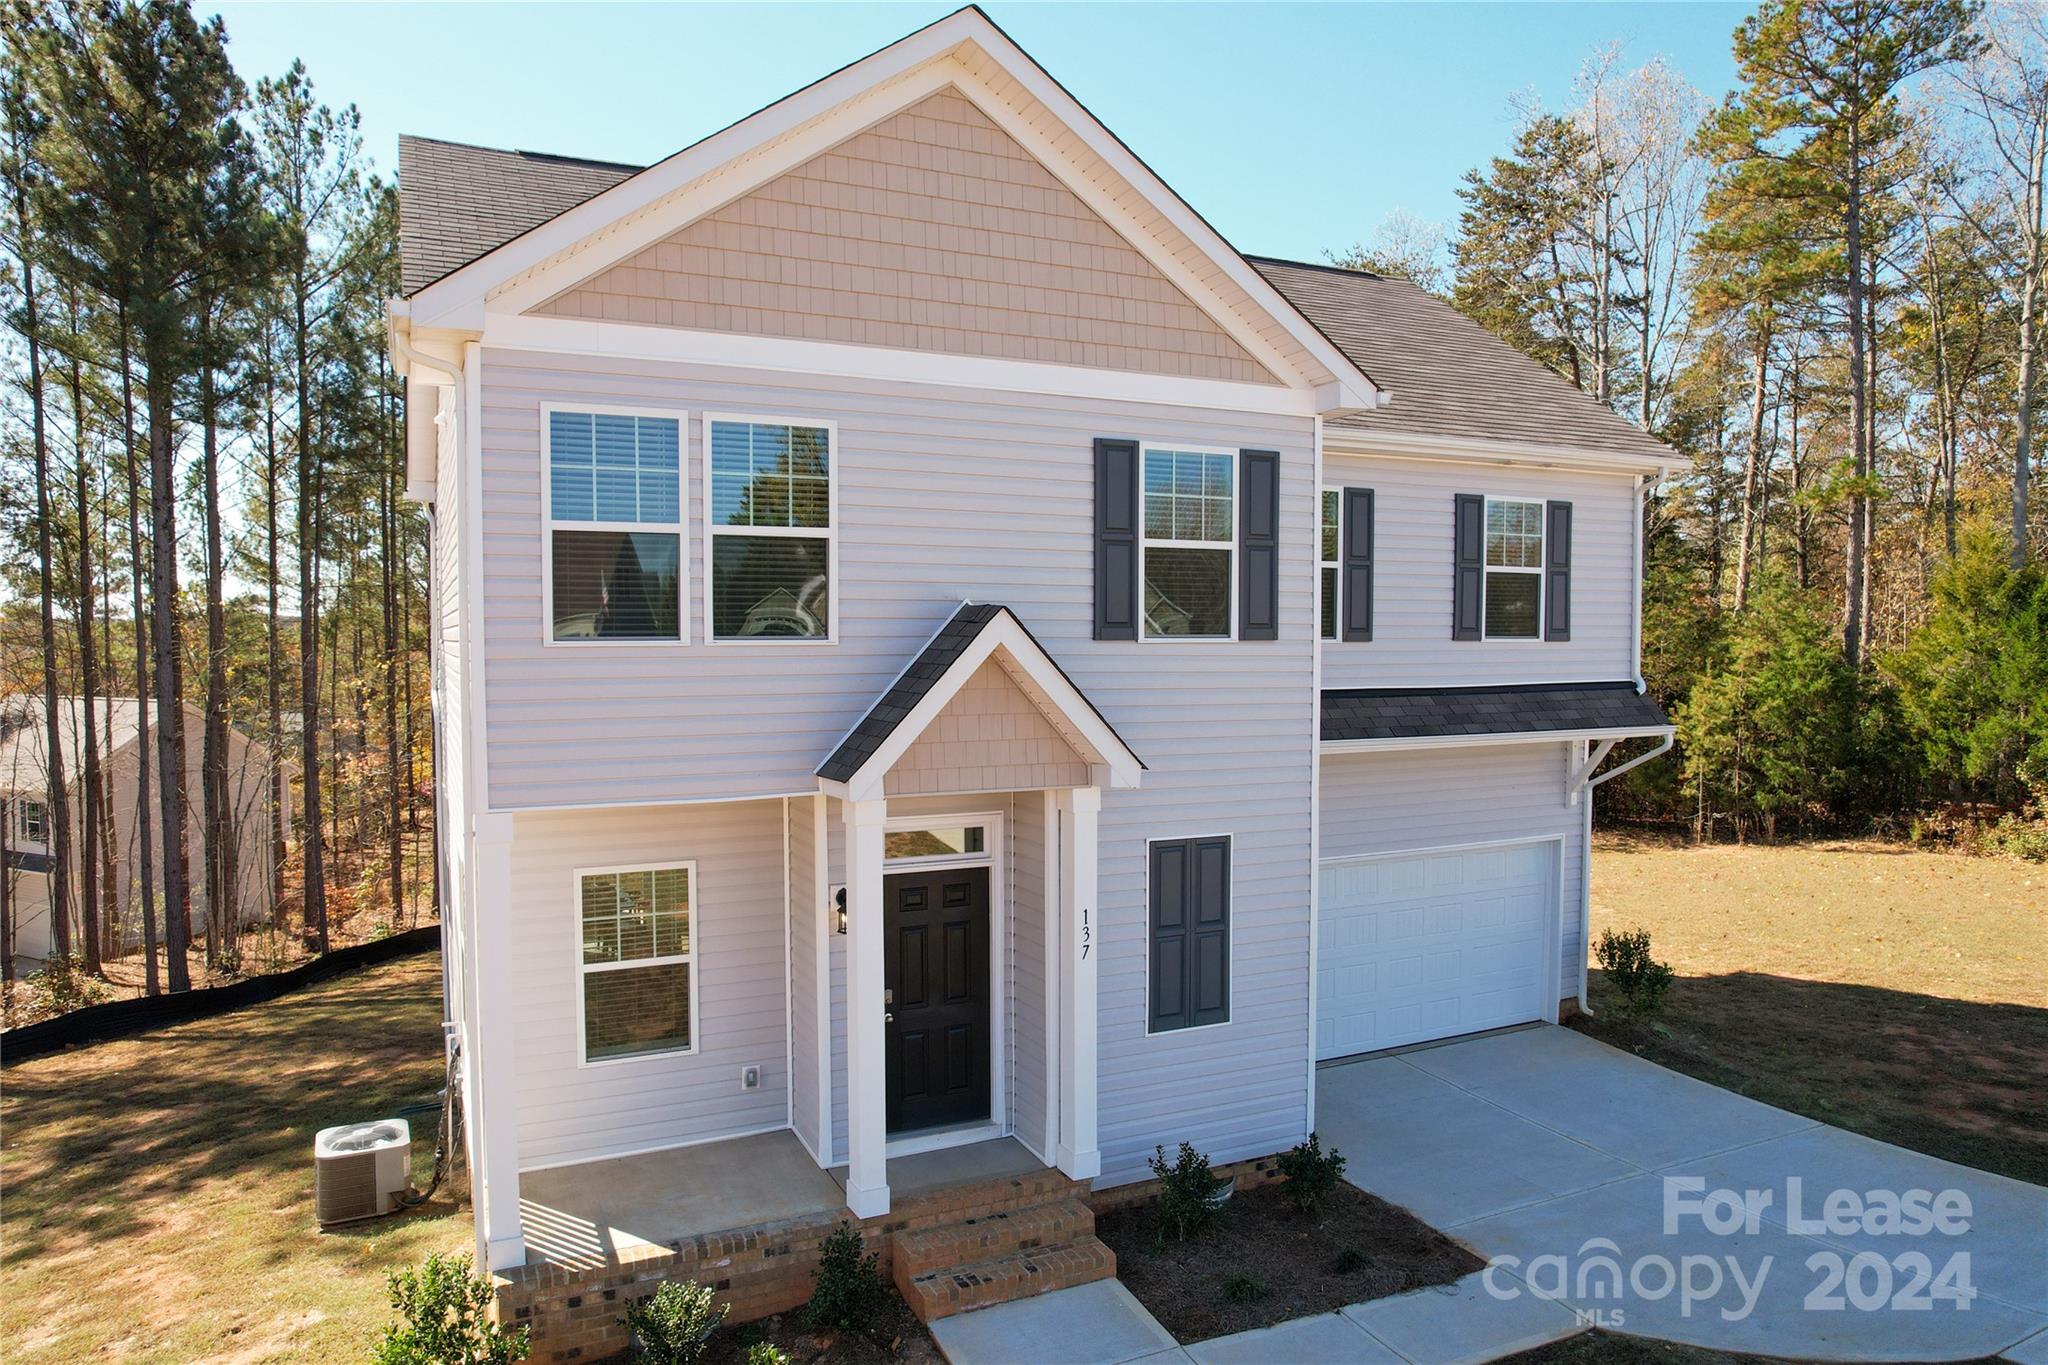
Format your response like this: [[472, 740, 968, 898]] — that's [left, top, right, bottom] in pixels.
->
[[1484, 497, 1544, 639], [1140, 447, 1235, 639], [1320, 489, 1341, 641], [19, 799, 47, 843], [546, 409, 683, 642], [707, 417, 834, 641], [578, 863, 696, 1063]]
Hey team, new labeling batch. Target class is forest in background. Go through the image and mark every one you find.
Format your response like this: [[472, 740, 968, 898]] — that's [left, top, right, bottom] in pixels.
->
[[1333, 0, 2046, 847], [1, 0, 426, 1018], [1, 0, 2044, 1019]]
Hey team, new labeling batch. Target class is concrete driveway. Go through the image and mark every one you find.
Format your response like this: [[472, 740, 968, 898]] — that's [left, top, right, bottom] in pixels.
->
[[1317, 1025, 2048, 1361]]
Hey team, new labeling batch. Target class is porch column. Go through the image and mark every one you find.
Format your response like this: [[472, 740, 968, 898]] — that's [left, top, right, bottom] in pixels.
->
[[471, 812, 525, 1271], [842, 797, 891, 1218], [1055, 786, 1102, 1181]]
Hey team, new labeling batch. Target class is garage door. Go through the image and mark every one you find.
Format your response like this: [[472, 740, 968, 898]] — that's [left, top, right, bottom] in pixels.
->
[[1317, 841, 1555, 1060]]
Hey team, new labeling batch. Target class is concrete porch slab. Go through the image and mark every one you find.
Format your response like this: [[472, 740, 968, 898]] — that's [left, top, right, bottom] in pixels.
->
[[519, 1129, 843, 1269], [930, 1279, 1181, 1365]]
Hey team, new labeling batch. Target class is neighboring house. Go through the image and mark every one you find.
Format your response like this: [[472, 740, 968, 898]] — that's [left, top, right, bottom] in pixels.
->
[[388, 7, 1673, 1351], [0, 697, 281, 972]]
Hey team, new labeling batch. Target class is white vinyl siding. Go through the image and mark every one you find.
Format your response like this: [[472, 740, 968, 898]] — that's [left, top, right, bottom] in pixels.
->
[[507, 800, 790, 1170], [1319, 742, 1587, 1006], [1319, 450, 1635, 690]]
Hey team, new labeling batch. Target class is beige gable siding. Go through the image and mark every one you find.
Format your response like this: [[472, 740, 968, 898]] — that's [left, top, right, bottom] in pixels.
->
[[882, 659, 1092, 798], [532, 88, 1280, 386]]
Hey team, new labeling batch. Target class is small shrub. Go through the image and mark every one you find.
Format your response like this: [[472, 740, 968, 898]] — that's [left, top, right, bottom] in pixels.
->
[[625, 1280, 727, 1364], [1219, 1273, 1266, 1304], [1330, 1247, 1366, 1274], [1148, 1141, 1227, 1242], [7, 956, 111, 1025], [745, 1345, 791, 1365], [1982, 811, 2048, 862], [1595, 926, 1675, 1019], [371, 1251, 529, 1365], [1275, 1132, 1348, 1214], [806, 1221, 884, 1334]]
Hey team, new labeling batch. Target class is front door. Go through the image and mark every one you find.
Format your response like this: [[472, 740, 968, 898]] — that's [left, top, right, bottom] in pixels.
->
[[883, 867, 991, 1134]]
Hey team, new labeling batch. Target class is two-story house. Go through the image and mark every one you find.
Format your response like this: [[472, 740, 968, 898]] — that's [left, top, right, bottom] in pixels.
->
[[388, 9, 1673, 1357]]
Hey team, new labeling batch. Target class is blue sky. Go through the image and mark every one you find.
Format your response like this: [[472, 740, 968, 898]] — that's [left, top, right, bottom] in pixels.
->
[[209, 2, 1747, 265]]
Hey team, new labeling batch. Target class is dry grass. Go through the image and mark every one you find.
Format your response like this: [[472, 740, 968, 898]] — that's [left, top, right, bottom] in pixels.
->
[[1583, 832, 2048, 1185], [0, 952, 469, 1363]]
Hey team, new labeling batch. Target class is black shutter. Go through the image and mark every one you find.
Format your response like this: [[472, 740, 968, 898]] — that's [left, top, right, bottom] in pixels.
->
[[1452, 493, 1484, 641], [1341, 486, 1374, 642], [1238, 450, 1279, 641], [1094, 438, 1139, 640], [1149, 836, 1231, 1033], [1545, 500, 1573, 641]]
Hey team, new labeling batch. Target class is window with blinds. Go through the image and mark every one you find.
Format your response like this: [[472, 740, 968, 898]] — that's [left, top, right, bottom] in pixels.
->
[[578, 863, 696, 1063], [545, 409, 684, 642], [707, 417, 835, 641]]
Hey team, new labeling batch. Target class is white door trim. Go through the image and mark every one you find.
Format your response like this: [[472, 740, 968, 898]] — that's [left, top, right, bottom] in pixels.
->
[[1315, 834, 1564, 1060], [879, 807, 1009, 1156]]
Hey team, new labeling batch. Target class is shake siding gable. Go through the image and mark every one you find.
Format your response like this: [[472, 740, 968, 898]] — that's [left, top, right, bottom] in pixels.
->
[[1320, 451, 1636, 690], [530, 87, 1280, 386]]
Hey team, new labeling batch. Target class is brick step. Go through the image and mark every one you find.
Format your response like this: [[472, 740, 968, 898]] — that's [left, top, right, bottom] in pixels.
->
[[892, 1197, 1096, 1279], [898, 1234, 1117, 1323], [892, 1167, 1083, 1227]]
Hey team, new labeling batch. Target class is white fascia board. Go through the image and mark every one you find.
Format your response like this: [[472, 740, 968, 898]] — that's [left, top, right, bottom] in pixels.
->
[[1324, 429, 1675, 477], [966, 21, 1384, 407], [482, 314, 1317, 417], [840, 612, 1142, 802], [1320, 725, 1675, 756]]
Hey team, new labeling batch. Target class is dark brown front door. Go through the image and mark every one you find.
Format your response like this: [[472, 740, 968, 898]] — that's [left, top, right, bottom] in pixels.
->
[[884, 867, 991, 1134]]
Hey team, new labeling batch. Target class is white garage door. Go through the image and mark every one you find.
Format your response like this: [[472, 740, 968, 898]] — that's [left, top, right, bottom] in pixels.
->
[[1317, 841, 1556, 1060]]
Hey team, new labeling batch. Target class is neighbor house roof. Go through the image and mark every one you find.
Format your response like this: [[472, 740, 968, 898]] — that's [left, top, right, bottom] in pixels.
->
[[1247, 257, 1673, 464], [394, 126, 1670, 466], [1321, 681, 1671, 746], [0, 697, 275, 799]]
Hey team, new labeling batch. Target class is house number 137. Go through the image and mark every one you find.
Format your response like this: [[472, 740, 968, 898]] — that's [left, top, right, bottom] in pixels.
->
[[1080, 907, 1091, 960]]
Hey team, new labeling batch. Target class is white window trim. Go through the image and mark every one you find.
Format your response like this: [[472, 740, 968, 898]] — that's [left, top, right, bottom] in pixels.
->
[[1142, 830, 1235, 1037], [1482, 493, 1546, 643], [702, 411, 840, 646], [18, 799, 48, 845], [539, 402, 691, 648], [1138, 443, 1238, 643], [1319, 485, 1341, 642], [573, 858, 702, 1068]]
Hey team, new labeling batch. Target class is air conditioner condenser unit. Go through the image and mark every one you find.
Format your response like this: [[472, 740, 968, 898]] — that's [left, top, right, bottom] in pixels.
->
[[314, 1119, 412, 1227]]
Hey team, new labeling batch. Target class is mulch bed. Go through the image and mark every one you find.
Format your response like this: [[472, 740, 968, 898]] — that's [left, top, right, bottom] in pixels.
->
[[1095, 1180, 1483, 1343], [1496, 1329, 2004, 1365], [699, 1288, 943, 1365]]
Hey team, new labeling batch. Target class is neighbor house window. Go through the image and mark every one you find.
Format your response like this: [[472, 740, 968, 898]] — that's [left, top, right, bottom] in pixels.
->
[[708, 417, 834, 640], [546, 409, 683, 642], [18, 800, 47, 843], [579, 863, 696, 1062], [1484, 498, 1544, 640], [1320, 489, 1340, 641], [1141, 447, 1234, 639]]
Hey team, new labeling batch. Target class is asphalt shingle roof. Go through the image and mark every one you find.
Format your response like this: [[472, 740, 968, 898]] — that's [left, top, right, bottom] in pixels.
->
[[1322, 681, 1670, 744], [395, 140, 1675, 462]]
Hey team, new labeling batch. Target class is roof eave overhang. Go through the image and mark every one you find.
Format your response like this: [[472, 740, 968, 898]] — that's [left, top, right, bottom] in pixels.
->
[[1321, 724, 1675, 755], [1324, 428, 1675, 477]]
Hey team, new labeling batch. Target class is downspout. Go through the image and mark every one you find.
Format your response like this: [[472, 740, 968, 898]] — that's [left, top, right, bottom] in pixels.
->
[[1630, 473, 1648, 693], [1573, 731, 1676, 1016]]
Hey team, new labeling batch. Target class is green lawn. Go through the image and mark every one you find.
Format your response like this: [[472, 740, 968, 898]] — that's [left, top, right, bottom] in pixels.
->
[[1581, 832, 2048, 1186], [0, 952, 468, 1363]]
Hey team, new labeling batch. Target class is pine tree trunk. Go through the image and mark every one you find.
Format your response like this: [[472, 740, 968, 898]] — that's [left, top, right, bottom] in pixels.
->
[[2015, 115, 2044, 568], [296, 281, 327, 954], [201, 312, 234, 963], [382, 389, 403, 928], [263, 345, 286, 928], [1734, 316, 1772, 612], [145, 357, 192, 993], [119, 313, 160, 996], [68, 333, 102, 976], [1842, 121, 1870, 669]]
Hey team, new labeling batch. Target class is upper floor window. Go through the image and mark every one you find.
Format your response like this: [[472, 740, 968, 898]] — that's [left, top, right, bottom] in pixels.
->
[[1141, 447, 1235, 639], [546, 409, 684, 643], [1320, 489, 1340, 641], [1485, 497, 1544, 639], [18, 799, 47, 843], [708, 417, 834, 641]]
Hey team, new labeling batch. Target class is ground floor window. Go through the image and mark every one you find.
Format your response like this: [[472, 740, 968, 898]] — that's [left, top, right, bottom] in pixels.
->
[[577, 862, 696, 1062]]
